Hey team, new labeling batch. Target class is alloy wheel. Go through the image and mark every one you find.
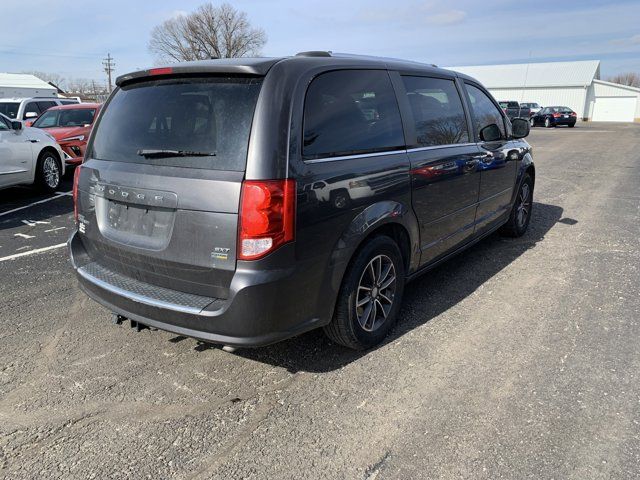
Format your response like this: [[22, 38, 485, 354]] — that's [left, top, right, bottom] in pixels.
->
[[516, 182, 532, 229], [356, 254, 397, 332], [42, 156, 60, 189]]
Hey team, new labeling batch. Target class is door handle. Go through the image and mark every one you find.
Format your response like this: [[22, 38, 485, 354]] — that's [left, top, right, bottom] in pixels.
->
[[26, 139, 40, 143], [463, 158, 478, 171]]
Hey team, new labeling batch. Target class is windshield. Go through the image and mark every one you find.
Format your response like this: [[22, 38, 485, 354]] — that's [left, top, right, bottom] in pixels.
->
[[33, 108, 96, 128], [89, 76, 263, 171], [0, 102, 20, 119]]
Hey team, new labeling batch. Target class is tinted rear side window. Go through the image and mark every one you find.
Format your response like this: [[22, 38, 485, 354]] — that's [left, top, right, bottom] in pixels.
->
[[303, 70, 404, 160], [89, 76, 262, 171], [0, 102, 19, 119], [402, 76, 469, 147], [465, 84, 505, 140]]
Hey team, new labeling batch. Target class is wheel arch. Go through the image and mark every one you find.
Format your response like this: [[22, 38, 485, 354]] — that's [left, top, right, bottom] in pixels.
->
[[34, 146, 63, 188], [510, 153, 535, 208], [327, 200, 420, 297], [37, 146, 62, 168]]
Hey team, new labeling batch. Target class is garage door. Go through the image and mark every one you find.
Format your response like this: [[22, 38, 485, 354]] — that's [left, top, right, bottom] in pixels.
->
[[591, 96, 636, 122]]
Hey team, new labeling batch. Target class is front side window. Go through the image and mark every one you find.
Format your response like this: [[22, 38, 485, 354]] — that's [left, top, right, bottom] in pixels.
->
[[37, 101, 57, 112], [89, 76, 262, 171], [23, 102, 41, 119], [465, 84, 505, 140], [402, 76, 469, 147], [303, 70, 404, 160]]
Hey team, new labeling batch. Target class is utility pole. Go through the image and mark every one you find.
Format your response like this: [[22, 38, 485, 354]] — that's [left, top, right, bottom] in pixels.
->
[[102, 53, 115, 93]]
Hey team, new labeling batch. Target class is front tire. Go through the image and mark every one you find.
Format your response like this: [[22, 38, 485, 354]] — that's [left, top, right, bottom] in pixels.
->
[[35, 150, 62, 192], [500, 173, 533, 238], [324, 235, 405, 349]]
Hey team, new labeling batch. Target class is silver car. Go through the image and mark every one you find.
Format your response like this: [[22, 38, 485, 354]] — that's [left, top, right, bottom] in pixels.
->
[[0, 112, 66, 191]]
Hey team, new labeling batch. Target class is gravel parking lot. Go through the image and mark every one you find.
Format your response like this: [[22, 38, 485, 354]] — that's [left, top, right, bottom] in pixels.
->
[[1, 123, 639, 479]]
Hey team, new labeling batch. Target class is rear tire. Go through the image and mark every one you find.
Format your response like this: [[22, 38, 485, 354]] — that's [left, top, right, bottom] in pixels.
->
[[324, 235, 405, 350], [568, 123, 575, 128], [529, 117, 535, 127], [35, 150, 62, 192], [544, 118, 552, 128], [500, 173, 533, 238]]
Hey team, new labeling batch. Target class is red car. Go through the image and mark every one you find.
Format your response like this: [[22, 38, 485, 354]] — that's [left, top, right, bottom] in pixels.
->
[[29, 103, 101, 165]]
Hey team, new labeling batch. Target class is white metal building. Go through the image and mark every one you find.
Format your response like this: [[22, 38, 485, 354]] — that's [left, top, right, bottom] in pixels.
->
[[448, 60, 640, 122], [0, 73, 57, 99]]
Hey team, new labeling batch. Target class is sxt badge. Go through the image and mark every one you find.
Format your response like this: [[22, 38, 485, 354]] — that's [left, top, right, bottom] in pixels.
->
[[211, 247, 230, 261]]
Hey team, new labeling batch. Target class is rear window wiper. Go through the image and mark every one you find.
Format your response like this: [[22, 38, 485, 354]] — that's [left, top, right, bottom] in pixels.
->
[[137, 149, 217, 158]]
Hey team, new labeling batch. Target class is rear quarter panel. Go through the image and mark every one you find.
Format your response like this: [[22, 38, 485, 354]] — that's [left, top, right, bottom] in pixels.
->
[[267, 64, 418, 324]]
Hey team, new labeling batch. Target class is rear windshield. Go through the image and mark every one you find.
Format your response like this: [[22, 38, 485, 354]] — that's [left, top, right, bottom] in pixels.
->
[[89, 76, 262, 171], [33, 108, 96, 128], [0, 102, 20, 119], [550, 107, 572, 113]]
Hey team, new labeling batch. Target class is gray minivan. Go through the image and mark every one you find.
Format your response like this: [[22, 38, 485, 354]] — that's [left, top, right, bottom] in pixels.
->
[[70, 52, 534, 349]]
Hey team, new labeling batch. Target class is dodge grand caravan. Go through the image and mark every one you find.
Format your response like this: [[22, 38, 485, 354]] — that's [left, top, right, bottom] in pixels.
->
[[69, 52, 534, 350]]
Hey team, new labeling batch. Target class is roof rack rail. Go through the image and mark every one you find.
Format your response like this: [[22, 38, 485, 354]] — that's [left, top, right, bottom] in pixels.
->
[[296, 51, 332, 57]]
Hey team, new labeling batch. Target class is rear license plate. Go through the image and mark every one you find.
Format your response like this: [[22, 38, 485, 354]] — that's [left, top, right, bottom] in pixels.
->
[[107, 200, 161, 236]]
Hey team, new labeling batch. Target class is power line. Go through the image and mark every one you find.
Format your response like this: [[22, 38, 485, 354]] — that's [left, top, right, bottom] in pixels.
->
[[102, 53, 115, 93]]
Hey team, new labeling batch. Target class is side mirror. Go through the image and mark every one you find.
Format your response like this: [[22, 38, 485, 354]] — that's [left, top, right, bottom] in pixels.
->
[[479, 123, 502, 142], [511, 118, 530, 139], [11, 121, 22, 130], [24, 120, 34, 127]]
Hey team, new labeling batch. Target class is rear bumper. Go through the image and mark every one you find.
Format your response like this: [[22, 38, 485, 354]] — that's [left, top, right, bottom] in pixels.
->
[[552, 117, 576, 125], [69, 231, 326, 346]]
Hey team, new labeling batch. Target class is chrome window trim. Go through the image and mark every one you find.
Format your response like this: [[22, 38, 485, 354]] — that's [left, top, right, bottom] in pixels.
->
[[406, 142, 478, 153], [303, 142, 479, 163], [303, 149, 407, 164]]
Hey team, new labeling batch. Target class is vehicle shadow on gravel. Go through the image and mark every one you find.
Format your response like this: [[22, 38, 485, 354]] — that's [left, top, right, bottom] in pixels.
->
[[199, 202, 568, 373]]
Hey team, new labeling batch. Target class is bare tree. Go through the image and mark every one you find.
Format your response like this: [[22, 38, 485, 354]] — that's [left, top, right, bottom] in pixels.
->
[[607, 72, 640, 88], [148, 2, 266, 63], [67, 78, 96, 95]]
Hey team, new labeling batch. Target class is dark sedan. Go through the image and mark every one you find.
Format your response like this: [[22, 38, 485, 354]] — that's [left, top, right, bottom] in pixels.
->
[[530, 106, 577, 128]]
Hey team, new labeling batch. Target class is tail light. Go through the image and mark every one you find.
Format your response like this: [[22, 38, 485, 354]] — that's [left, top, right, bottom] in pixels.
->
[[238, 179, 295, 260], [570, 112, 577, 117], [553, 113, 562, 118], [72, 166, 82, 222]]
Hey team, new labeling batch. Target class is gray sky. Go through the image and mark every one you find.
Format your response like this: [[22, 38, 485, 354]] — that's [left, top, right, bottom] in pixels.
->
[[1, 0, 638, 86]]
